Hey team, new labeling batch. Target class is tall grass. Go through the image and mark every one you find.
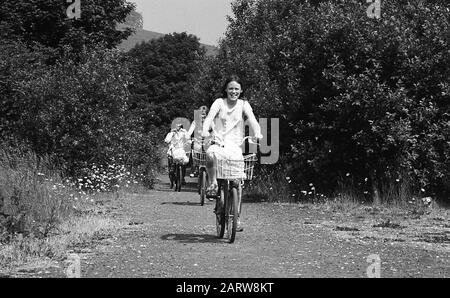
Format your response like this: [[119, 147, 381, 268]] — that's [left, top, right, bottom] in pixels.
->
[[0, 147, 73, 240], [245, 164, 440, 215], [244, 165, 293, 202], [0, 145, 127, 271]]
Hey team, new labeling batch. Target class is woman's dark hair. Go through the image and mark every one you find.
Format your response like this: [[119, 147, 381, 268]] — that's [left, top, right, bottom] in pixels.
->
[[221, 74, 244, 98]]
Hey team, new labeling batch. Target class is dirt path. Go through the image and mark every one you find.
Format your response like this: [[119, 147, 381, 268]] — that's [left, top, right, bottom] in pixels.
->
[[17, 174, 450, 278], [62, 174, 449, 278]]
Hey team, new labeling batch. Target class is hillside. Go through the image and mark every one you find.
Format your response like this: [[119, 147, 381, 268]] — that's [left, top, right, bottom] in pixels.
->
[[118, 28, 219, 56]]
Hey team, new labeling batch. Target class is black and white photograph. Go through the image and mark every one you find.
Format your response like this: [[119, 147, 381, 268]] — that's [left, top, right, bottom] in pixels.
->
[[0, 0, 449, 283]]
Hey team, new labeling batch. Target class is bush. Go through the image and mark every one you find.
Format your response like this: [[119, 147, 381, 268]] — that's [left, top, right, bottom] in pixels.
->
[[0, 42, 161, 184], [207, 0, 450, 202]]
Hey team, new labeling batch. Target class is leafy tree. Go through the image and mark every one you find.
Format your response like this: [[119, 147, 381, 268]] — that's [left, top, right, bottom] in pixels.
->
[[211, 0, 450, 202], [0, 0, 135, 54], [127, 32, 207, 131]]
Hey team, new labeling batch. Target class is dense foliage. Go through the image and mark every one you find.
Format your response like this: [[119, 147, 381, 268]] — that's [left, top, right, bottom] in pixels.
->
[[127, 32, 207, 131], [0, 1, 162, 185], [0, 0, 134, 55], [204, 0, 450, 202]]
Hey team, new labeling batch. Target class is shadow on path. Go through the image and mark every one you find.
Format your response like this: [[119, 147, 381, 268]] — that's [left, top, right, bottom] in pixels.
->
[[154, 183, 199, 193], [161, 233, 221, 244], [161, 201, 204, 206]]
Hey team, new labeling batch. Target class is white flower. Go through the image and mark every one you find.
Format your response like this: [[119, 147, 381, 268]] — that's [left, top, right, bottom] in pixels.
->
[[346, 173, 350, 177]]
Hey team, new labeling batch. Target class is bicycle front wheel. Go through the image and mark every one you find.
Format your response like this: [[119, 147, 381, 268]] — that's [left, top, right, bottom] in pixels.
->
[[226, 187, 239, 243], [200, 170, 206, 206], [215, 184, 226, 238]]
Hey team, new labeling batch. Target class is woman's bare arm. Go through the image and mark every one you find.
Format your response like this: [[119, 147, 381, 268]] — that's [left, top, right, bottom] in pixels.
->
[[244, 101, 263, 138]]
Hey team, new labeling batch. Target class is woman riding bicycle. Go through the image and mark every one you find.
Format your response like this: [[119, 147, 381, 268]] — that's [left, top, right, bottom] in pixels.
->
[[165, 123, 193, 184], [201, 75, 263, 230]]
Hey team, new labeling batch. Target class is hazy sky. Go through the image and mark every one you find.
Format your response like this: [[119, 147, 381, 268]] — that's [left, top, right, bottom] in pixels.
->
[[130, 0, 234, 46]]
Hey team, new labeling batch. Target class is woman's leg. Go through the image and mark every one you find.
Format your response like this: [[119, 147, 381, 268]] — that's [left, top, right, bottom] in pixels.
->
[[206, 151, 217, 187]]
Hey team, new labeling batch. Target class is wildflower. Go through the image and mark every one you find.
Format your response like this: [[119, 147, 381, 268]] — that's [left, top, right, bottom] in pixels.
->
[[37, 172, 45, 176], [395, 179, 400, 182], [422, 197, 432, 203], [346, 173, 350, 177], [309, 183, 313, 187], [308, 191, 313, 195], [421, 188, 425, 192], [364, 178, 368, 182], [311, 186, 315, 191], [286, 177, 290, 180], [301, 190, 307, 195]]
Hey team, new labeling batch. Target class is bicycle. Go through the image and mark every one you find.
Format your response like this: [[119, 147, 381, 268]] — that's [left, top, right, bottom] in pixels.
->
[[209, 136, 259, 243], [170, 151, 189, 192], [192, 138, 208, 205]]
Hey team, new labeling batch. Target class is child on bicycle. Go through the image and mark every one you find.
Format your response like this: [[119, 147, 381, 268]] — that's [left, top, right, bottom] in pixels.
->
[[201, 75, 263, 231]]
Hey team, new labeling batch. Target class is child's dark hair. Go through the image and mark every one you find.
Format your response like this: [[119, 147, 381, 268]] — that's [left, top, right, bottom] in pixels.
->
[[221, 74, 244, 98]]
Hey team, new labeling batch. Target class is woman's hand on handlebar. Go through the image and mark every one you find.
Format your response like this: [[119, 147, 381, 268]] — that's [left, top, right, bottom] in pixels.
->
[[201, 130, 210, 138], [254, 132, 263, 140]]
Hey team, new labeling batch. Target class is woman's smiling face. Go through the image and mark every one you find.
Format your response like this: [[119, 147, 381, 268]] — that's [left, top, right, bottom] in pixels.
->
[[225, 81, 242, 101]]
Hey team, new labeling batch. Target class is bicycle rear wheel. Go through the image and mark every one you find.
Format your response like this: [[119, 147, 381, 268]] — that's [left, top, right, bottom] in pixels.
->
[[197, 168, 201, 194], [176, 165, 182, 192], [215, 184, 225, 238], [226, 186, 239, 243]]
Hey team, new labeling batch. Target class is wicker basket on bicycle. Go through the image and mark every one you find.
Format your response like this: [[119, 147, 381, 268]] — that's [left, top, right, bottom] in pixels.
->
[[216, 154, 257, 181], [192, 149, 207, 168]]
